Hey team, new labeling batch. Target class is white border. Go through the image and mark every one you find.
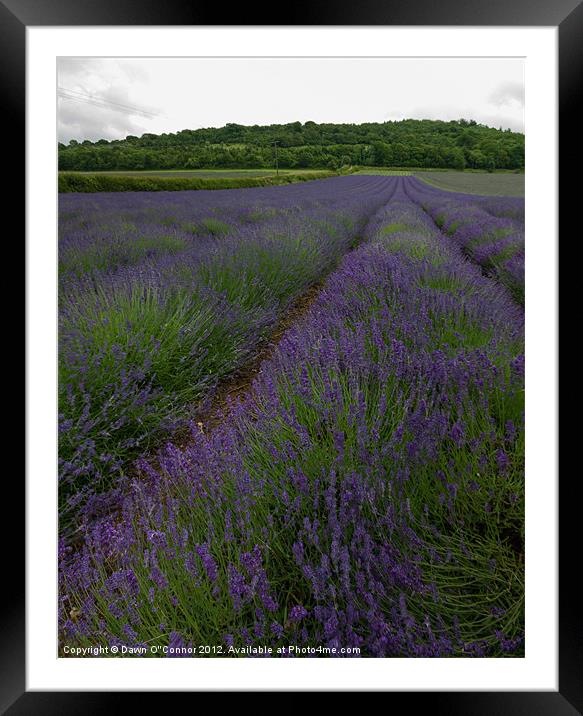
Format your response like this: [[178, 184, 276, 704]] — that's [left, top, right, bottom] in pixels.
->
[[26, 27, 557, 691]]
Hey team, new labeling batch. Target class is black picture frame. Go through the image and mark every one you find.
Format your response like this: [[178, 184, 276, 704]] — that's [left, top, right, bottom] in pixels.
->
[[11, 0, 574, 711]]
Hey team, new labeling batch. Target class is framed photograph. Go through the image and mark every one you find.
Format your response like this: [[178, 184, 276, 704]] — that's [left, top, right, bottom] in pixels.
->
[[11, 0, 573, 710]]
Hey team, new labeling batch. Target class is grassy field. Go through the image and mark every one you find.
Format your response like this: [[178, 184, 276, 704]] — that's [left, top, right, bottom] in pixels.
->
[[65, 168, 317, 178], [58, 170, 336, 193], [415, 171, 524, 196]]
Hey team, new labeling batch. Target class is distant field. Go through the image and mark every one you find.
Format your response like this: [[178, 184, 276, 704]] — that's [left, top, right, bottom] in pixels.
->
[[415, 171, 524, 196], [355, 169, 413, 176], [58, 170, 336, 193], [59, 168, 525, 195], [67, 169, 312, 178]]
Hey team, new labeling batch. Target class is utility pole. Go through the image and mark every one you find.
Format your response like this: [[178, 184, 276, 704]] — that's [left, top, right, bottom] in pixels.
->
[[272, 140, 280, 177]]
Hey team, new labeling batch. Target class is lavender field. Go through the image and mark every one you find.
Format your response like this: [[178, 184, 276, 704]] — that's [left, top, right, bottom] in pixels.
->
[[59, 175, 524, 658]]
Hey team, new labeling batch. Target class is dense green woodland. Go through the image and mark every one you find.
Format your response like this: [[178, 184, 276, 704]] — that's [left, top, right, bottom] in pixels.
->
[[58, 119, 524, 172]]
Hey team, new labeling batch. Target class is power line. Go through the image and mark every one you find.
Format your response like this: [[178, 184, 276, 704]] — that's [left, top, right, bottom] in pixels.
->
[[58, 87, 160, 117], [58, 89, 160, 119], [57, 86, 161, 119]]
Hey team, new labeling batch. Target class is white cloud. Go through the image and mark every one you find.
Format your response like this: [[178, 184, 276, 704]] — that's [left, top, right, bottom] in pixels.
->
[[58, 98, 147, 143], [57, 58, 162, 143], [488, 81, 525, 109]]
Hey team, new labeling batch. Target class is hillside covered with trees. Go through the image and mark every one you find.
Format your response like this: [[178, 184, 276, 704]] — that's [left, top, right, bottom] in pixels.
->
[[58, 119, 524, 172]]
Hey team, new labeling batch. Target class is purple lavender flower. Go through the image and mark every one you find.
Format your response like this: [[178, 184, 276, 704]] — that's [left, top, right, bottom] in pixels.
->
[[195, 543, 218, 583], [288, 605, 309, 623]]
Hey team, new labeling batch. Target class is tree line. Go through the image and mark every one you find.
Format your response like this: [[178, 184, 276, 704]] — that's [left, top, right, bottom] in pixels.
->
[[58, 118, 525, 172]]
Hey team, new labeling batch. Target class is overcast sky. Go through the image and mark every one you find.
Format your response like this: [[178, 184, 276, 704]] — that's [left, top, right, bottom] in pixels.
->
[[57, 57, 524, 144]]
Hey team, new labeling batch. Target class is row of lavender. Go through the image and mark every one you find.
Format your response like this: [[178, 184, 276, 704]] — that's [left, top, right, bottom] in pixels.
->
[[404, 178, 525, 304], [59, 176, 398, 529], [405, 176, 525, 224], [59, 175, 393, 281], [60, 179, 524, 657]]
